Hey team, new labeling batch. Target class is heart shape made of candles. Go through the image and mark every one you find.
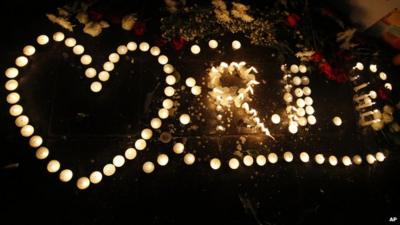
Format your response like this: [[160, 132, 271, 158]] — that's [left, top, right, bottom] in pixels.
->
[[4, 31, 181, 189]]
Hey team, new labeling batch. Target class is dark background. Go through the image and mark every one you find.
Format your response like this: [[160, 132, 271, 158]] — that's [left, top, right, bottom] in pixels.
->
[[0, 1, 399, 225]]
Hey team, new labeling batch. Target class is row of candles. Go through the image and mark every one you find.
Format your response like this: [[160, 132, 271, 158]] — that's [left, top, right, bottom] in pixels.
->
[[351, 62, 392, 129], [4, 32, 189, 190]]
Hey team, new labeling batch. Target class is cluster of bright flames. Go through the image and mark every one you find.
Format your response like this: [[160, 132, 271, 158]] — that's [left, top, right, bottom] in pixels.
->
[[208, 61, 274, 139]]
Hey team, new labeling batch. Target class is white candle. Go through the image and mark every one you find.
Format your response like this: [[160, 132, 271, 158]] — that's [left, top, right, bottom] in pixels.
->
[[157, 154, 169, 166], [29, 135, 43, 148], [37, 35, 49, 45], [81, 54, 92, 65], [283, 93, 293, 103], [124, 148, 137, 160], [141, 128, 153, 140], [150, 118, 162, 129], [64, 37, 77, 47], [303, 87, 311, 96], [315, 154, 325, 164], [108, 53, 120, 63], [229, 158, 240, 169], [127, 42, 137, 51], [209, 40, 218, 49], [139, 42, 150, 52], [73, 45, 85, 55], [271, 114, 280, 124], [284, 152, 293, 162], [352, 155, 362, 165], [5, 79, 18, 91], [98, 71, 110, 82], [163, 64, 174, 74], [173, 143, 184, 154], [299, 65, 307, 73], [379, 72, 387, 80], [232, 40, 241, 50], [165, 75, 176, 85], [164, 86, 175, 97], [332, 116, 342, 126], [369, 64, 377, 73], [23, 45, 35, 56], [85, 68, 97, 78], [191, 45, 201, 54], [15, 115, 29, 127], [256, 155, 267, 166], [243, 155, 254, 166], [112, 155, 125, 167], [268, 153, 278, 164], [9, 104, 23, 116], [210, 158, 221, 170], [89, 171, 102, 184], [135, 139, 147, 150], [90, 81, 102, 93], [21, 124, 34, 137], [59, 169, 73, 182], [307, 115, 317, 125], [300, 152, 309, 163], [158, 108, 169, 119], [342, 156, 352, 166], [184, 153, 195, 165], [53, 32, 65, 42], [5, 67, 18, 78], [158, 55, 168, 65], [35, 147, 49, 160], [328, 155, 338, 166], [15, 56, 28, 67], [143, 161, 155, 173], [117, 45, 128, 55], [191, 86, 202, 96], [103, 164, 116, 176], [290, 64, 299, 73], [185, 77, 196, 87], [77, 177, 90, 189], [292, 76, 301, 85], [47, 160, 60, 173], [179, 114, 191, 125], [375, 152, 385, 162], [366, 154, 376, 164], [150, 46, 160, 56], [103, 62, 115, 72]]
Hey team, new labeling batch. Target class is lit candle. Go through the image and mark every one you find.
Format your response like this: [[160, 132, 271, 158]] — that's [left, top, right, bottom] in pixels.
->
[[112, 155, 125, 167], [162, 99, 174, 109], [369, 64, 377, 73], [103, 61, 115, 72], [150, 46, 160, 56], [271, 114, 280, 124], [243, 155, 254, 166], [298, 117, 307, 126], [59, 169, 73, 182], [294, 88, 303, 97], [81, 54, 92, 65], [179, 114, 191, 125], [185, 77, 196, 87], [85, 68, 97, 78], [300, 152, 309, 163], [15, 56, 28, 67], [354, 62, 364, 70], [184, 153, 195, 165], [73, 45, 85, 55], [53, 32, 65, 42], [90, 81, 102, 93], [229, 158, 240, 169], [304, 97, 313, 105], [143, 161, 155, 173], [191, 86, 202, 96], [103, 164, 116, 176], [150, 118, 162, 129], [315, 154, 325, 164], [290, 64, 299, 73], [158, 108, 169, 119], [209, 40, 218, 49], [283, 93, 293, 103], [135, 139, 147, 150], [23, 45, 35, 56], [21, 124, 34, 137], [191, 45, 201, 54], [164, 86, 175, 97], [89, 171, 102, 184], [307, 115, 317, 125], [165, 75, 176, 85], [232, 40, 241, 50], [108, 53, 120, 63], [288, 123, 298, 134], [127, 42, 137, 51], [296, 98, 305, 108], [47, 160, 60, 173], [158, 55, 168, 65], [379, 72, 387, 80], [35, 147, 49, 160], [342, 156, 352, 166], [5, 79, 18, 91], [299, 65, 307, 73], [124, 148, 137, 160], [268, 153, 278, 164], [9, 104, 23, 116], [64, 37, 77, 47], [332, 116, 342, 126], [375, 152, 385, 162], [163, 64, 174, 74], [117, 45, 128, 55], [5, 67, 19, 78], [283, 151, 293, 162], [139, 42, 150, 52], [29, 135, 43, 148], [256, 155, 267, 166], [98, 71, 110, 82], [305, 105, 314, 115], [37, 35, 49, 45], [352, 155, 362, 165], [15, 115, 29, 127], [303, 87, 311, 96], [141, 128, 153, 140], [173, 143, 184, 154], [328, 155, 338, 166], [292, 76, 301, 86], [77, 177, 90, 190], [210, 158, 221, 170], [157, 154, 169, 166], [366, 154, 376, 164]]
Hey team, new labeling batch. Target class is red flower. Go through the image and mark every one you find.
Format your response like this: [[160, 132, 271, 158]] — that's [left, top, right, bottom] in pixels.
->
[[287, 14, 300, 27], [378, 87, 390, 100], [155, 38, 168, 47], [88, 10, 104, 22], [332, 68, 348, 83], [311, 52, 323, 62], [171, 37, 186, 51], [133, 22, 146, 36], [319, 62, 335, 80]]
